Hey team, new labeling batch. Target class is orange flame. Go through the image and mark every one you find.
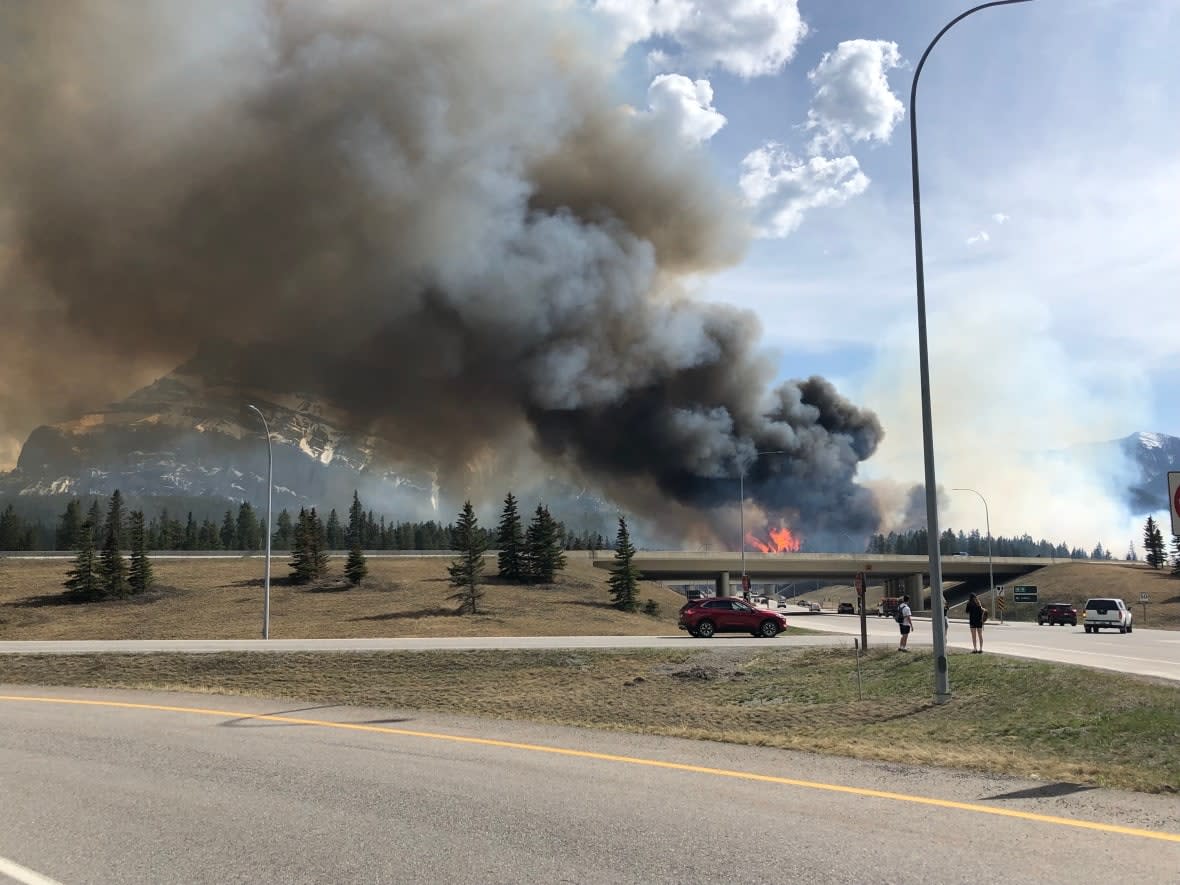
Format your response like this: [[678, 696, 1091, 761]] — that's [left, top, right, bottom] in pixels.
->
[[746, 526, 801, 553]]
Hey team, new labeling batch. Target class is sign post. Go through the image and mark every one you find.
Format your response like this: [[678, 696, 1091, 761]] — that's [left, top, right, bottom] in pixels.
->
[[855, 571, 868, 651], [1140, 591, 1150, 625], [1169, 471, 1180, 537]]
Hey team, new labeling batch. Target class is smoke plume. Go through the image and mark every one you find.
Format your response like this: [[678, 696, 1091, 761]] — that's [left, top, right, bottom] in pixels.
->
[[0, 0, 882, 540]]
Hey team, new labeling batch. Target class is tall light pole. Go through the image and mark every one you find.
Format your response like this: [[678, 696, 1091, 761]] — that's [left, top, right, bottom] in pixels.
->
[[739, 449, 785, 594], [910, 0, 1033, 704], [247, 404, 273, 640], [953, 487, 995, 622]]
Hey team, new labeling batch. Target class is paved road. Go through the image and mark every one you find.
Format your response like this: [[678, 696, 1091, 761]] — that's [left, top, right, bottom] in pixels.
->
[[1, 687, 1177, 885], [803, 613, 1180, 682], [2, 616, 1176, 682]]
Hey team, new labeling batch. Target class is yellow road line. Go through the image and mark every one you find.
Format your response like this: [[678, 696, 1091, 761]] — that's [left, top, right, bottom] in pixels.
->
[[4, 693, 1179, 845]]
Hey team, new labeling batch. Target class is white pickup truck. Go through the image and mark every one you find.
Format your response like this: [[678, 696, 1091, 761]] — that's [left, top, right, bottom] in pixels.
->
[[1082, 597, 1133, 634]]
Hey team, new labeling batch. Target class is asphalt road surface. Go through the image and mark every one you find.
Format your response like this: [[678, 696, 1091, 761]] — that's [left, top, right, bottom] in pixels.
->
[[2, 616, 1177, 682], [803, 613, 1180, 682], [1, 687, 1177, 885]]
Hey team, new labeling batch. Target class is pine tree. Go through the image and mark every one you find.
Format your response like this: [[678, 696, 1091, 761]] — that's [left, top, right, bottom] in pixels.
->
[[289, 507, 315, 584], [184, 512, 198, 550], [607, 517, 641, 612], [220, 509, 237, 550], [236, 502, 260, 550], [86, 499, 104, 546], [199, 518, 221, 549], [447, 501, 487, 614], [308, 507, 329, 578], [97, 490, 127, 598], [1172, 534, 1180, 577], [345, 491, 368, 586], [522, 504, 566, 584], [63, 518, 100, 600], [56, 499, 83, 550], [275, 509, 294, 549], [326, 509, 342, 549], [127, 510, 153, 595], [496, 492, 525, 582]]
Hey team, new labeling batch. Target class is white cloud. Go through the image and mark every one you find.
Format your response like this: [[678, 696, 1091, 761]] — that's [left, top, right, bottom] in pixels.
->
[[991, 212, 1010, 224], [739, 144, 869, 237], [806, 39, 905, 153], [966, 230, 990, 245], [645, 74, 727, 143], [591, 0, 807, 78]]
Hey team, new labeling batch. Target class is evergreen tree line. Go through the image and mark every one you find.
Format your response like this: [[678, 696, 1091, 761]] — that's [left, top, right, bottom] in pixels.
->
[[3, 495, 614, 552], [867, 527, 1117, 561], [287, 492, 369, 586], [1141, 516, 1180, 574]]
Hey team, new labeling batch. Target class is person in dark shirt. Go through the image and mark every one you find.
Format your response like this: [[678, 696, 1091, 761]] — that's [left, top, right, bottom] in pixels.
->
[[966, 593, 986, 653]]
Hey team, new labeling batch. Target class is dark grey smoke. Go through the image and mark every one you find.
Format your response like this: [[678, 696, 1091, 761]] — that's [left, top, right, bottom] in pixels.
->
[[0, 0, 882, 540]]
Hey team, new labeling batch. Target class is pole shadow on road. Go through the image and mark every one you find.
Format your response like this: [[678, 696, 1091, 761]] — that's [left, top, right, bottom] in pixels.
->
[[981, 783, 1096, 801]]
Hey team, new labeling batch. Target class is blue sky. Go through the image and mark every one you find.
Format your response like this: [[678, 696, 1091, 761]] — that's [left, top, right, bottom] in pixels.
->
[[590, 0, 1179, 544]]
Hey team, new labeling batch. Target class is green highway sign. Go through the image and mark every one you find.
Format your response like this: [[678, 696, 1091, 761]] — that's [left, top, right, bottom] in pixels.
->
[[1013, 585, 1038, 603]]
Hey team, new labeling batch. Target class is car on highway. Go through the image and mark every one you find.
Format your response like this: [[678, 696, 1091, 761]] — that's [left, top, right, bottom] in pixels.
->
[[1036, 602, 1078, 626], [837, 602, 855, 615], [1082, 597, 1133, 634], [678, 597, 788, 638]]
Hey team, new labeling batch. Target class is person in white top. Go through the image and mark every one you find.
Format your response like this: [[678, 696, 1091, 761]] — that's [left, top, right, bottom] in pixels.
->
[[897, 594, 913, 651]]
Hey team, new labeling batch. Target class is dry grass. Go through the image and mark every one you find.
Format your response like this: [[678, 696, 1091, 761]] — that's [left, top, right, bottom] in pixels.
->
[[2, 646, 1176, 793], [0, 554, 693, 639]]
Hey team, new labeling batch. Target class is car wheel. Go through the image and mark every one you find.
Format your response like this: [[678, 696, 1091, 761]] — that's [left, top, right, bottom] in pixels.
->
[[759, 620, 780, 638], [696, 620, 715, 638], [1119, 625, 1126, 634], [688, 628, 700, 637], [1127, 623, 1133, 634], [1038, 619, 1044, 625]]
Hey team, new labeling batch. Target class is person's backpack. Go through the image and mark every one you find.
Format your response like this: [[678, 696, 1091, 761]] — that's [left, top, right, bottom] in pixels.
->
[[894, 605, 906, 624]]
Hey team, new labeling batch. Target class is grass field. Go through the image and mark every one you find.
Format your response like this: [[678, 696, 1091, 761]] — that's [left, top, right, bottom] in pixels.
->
[[0, 554, 701, 640], [2, 645, 1176, 793]]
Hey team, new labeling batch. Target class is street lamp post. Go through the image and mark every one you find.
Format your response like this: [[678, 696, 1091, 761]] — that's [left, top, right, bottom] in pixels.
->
[[910, 0, 1033, 704], [247, 405, 273, 640], [739, 449, 785, 595], [953, 487, 995, 622]]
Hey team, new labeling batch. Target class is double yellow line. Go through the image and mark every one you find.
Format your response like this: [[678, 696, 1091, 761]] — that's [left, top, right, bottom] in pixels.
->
[[3, 694, 1178, 844]]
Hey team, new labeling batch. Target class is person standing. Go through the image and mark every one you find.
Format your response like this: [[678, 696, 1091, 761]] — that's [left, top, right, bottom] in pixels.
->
[[966, 592, 986, 653], [897, 594, 913, 651]]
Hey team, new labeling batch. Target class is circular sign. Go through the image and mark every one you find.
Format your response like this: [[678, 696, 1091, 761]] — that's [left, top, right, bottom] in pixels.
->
[[1174, 482, 1180, 518]]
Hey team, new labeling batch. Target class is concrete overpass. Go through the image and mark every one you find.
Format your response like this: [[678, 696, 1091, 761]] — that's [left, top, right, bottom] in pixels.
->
[[592, 552, 1072, 610]]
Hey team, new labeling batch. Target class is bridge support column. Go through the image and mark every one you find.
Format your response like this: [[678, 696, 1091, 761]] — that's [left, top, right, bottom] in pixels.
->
[[904, 573, 925, 611], [716, 572, 731, 597]]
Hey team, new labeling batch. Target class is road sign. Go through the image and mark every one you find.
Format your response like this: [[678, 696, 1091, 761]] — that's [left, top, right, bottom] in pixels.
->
[[1013, 585, 1038, 603], [854, 571, 866, 594], [996, 586, 1006, 598], [1140, 592, 1150, 603], [741, 574, 751, 592], [1170, 471, 1180, 536], [996, 597, 1006, 612]]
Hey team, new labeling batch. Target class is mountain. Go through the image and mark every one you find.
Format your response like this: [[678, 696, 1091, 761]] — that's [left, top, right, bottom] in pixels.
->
[[1116, 431, 1180, 513], [0, 342, 436, 516], [1073, 431, 1180, 515]]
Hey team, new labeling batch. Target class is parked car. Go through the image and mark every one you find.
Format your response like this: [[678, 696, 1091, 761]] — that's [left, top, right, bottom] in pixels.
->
[[877, 597, 902, 618], [837, 602, 856, 615], [678, 597, 788, 638], [1082, 598, 1133, 634], [1037, 603, 1078, 626]]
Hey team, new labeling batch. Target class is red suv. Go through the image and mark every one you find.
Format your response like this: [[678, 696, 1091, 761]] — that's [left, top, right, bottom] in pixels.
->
[[1037, 603, 1078, 626], [678, 598, 788, 638]]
